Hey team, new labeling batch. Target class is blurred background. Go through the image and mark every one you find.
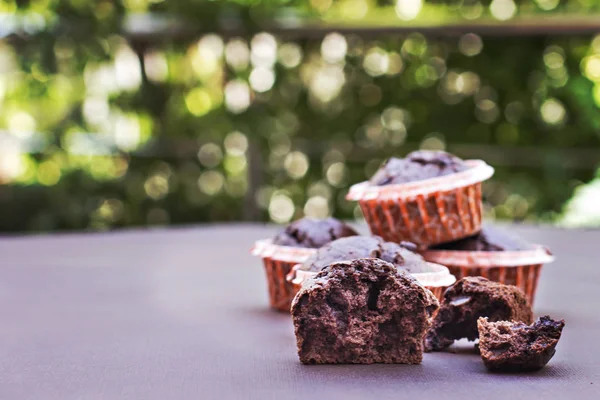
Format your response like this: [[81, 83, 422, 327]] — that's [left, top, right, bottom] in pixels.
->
[[1, 0, 600, 233]]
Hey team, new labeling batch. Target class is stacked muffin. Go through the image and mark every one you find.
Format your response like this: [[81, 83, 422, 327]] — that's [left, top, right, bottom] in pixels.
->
[[347, 150, 554, 304]]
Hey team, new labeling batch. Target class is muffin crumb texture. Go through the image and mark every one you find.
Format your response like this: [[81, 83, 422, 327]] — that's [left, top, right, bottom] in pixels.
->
[[478, 316, 565, 372], [425, 277, 533, 351], [291, 258, 439, 364]]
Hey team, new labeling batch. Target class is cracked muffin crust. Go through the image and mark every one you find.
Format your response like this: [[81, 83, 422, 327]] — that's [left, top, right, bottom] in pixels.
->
[[301, 236, 432, 274], [425, 277, 532, 351], [369, 150, 469, 186], [430, 226, 533, 252], [272, 217, 358, 248], [291, 258, 439, 364]]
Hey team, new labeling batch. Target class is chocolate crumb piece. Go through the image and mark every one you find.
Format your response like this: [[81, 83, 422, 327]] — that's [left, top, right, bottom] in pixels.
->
[[430, 226, 533, 252], [272, 217, 358, 248], [301, 236, 431, 274], [425, 277, 532, 352], [369, 150, 469, 186], [478, 316, 565, 372], [291, 258, 439, 364]]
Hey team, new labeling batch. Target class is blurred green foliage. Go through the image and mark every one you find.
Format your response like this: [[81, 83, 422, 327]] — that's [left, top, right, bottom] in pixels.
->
[[1, 0, 600, 232]]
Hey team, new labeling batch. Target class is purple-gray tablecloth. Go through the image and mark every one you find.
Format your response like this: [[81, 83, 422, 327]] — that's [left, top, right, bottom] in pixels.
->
[[0, 224, 598, 399]]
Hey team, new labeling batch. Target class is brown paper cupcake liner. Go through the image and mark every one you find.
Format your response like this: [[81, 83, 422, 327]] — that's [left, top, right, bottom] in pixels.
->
[[422, 245, 554, 304], [347, 160, 494, 248], [287, 262, 456, 302], [251, 239, 317, 312]]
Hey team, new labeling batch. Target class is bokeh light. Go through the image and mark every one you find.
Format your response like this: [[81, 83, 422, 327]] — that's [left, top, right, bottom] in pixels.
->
[[224, 80, 251, 113], [321, 33, 347, 64], [224, 132, 248, 156], [490, 0, 517, 21], [304, 196, 329, 218], [540, 98, 567, 125], [198, 171, 225, 195], [278, 43, 303, 69], [249, 67, 275, 93], [284, 151, 309, 179], [458, 34, 483, 57], [251, 33, 277, 68], [395, 0, 422, 21], [225, 38, 250, 71], [269, 193, 295, 223]]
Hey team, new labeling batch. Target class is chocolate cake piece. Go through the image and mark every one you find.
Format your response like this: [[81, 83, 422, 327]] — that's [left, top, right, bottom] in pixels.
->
[[301, 236, 431, 274], [291, 258, 439, 364], [430, 226, 533, 252], [370, 150, 469, 186], [478, 316, 565, 372], [425, 277, 532, 351], [272, 217, 358, 248]]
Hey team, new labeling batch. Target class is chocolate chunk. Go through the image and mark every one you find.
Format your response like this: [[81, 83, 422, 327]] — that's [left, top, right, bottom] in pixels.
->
[[478, 316, 565, 372], [291, 258, 439, 364], [369, 150, 469, 186], [431, 226, 533, 252], [301, 236, 431, 274], [425, 277, 532, 351], [272, 217, 358, 248]]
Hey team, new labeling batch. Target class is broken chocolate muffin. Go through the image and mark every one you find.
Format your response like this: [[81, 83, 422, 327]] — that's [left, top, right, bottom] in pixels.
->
[[291, 258, 439, 364], [425, 277, 532, 351], [369, 150, 469, 186], [478, 316, 565, 372], [301, 236, 432, 274], [272, 217, 358, 248], [430, 226, 533, 252]]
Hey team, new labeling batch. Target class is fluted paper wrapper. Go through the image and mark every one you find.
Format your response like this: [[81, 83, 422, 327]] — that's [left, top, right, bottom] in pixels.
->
[[346, 160, 494, 248], [251, 239, 317, 312], [422, 245, 554, 304]]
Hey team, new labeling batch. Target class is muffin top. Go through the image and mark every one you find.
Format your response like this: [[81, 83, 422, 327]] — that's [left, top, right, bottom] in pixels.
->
[[430, 226, 533, 252], [272, 217, 358, 249], [301, 236, 433, 274], [369, 150, 469, 186]]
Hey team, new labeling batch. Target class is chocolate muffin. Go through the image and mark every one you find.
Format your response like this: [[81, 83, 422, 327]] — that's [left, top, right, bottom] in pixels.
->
[[430, 226, 533, 252], [369, 150, 469, 186], [478, 316, 565, 372], [272, 217, 358, 248], [425, 277, 532, 352], [301, 236, 432, 274], [291, 258, 439, 364]]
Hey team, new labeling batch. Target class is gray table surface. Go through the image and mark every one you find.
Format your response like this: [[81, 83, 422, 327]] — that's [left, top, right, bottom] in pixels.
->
[[0, 224, 598, 399]]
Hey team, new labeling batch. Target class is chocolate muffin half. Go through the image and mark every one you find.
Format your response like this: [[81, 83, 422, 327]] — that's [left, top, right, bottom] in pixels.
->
[[478, 316, 565, 372], [291, 258, 439, 364], [425, 277, 532, 351]]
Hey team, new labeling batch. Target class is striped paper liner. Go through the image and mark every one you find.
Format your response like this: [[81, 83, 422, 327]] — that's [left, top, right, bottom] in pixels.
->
[[422, 245, 554, 304], [287, 262, 456, 301], [251, 239, 317, 312], [347, 160, 494, 201], [251, 239, 317, 263], [346, 160, 494, 248]]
